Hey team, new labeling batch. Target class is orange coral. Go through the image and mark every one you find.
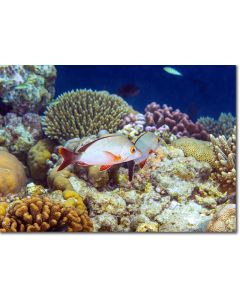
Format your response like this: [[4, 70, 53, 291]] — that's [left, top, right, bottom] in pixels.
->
[[0, 196, 93, 232], [0, 150, 27, 196]]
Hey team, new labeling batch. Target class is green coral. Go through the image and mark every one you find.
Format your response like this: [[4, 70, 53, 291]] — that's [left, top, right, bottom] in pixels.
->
[[43, 89, 131, 143], [172, 137, 215, 167], [197, 113, 236, 139]]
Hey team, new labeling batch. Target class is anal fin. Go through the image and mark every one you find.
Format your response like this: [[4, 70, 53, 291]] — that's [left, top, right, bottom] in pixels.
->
[[100, 165, 112, 171], [139, 159, 147, 169]]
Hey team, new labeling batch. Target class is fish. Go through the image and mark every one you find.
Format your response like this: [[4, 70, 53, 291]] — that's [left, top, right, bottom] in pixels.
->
[[57, 134, 142, 172], [127, 132, 161, 181], [163, 67, 183, 76], [117, 84, 140, 98]]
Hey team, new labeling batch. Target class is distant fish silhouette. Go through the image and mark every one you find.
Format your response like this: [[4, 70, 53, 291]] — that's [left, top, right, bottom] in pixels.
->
[[163, 67, 183, 76], [117, 84, 140, 98]]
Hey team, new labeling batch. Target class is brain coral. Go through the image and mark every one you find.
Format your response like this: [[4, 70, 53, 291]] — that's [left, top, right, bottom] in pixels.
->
[[27, 139, 55, 181], [0, 150, 27, 196], [43, 89, 131, 142], [172, 137, 215, 167], [0, 196, 93, 232]]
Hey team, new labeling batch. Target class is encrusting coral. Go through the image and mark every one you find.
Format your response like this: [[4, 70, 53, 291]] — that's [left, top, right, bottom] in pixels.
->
[[43, 89, 131, 143], [0, 150, 27, 196], [27, 139, 55, 181], [172, 137, 216, 167], [206, 204, 236, 232], [0, 65, 56, 115], [210, 127, 236, 193], [198, 113, 236, 139], [0, 196, 93, 232]]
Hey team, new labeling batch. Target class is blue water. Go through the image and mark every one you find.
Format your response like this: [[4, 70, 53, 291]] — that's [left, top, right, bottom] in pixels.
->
[[55, 65, 236, 121]]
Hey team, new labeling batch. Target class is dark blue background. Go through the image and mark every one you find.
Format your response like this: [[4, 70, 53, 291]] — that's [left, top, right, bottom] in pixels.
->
[[55, 65, 236, 120]]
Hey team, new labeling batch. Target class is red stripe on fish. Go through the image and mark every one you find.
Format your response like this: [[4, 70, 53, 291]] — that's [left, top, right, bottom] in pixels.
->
[[139, 159, 147, 169], [100, 165, 113, 171]]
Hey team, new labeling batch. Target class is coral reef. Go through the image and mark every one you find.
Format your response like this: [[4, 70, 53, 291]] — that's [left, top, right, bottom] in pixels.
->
[[198, 113, 236, 139], [0, 150, 27, 196], [47, 167, 75, 191], [0, 65, 56, 115], [206, 204, 236, 232], [210, 128, 236, 193], [144, 102, 209, 140], [0, 196, 93, 232], [0, 112, 42, 160], [172, 137, 215, 167], [43, 89, 131, 143], [27, 139, 55, 181]]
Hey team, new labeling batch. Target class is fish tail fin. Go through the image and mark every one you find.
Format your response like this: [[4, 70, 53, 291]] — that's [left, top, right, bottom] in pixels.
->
[[57, 147, 77, 171]]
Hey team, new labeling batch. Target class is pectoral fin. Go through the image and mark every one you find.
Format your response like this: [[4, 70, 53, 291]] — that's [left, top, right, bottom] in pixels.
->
[[100, 165, 113, 171], [104, 151, 121, 161]]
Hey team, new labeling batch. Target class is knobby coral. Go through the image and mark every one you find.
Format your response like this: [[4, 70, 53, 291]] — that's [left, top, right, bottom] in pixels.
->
[[145, 102, 209, 140], [43, 89, 131, 143], [0, 150, 27, 196], [0, 196, 93, 232], [210, 127, 236, 193]]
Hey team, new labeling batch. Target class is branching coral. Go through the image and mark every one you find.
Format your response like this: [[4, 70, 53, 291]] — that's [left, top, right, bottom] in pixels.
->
[[43, 89, 131, 143], [144, 102, 209, 140], [198, 113, 236, 139], [0, 196, 93, 232], [0, 150, 27, 196], [210, 127, 236, 193], [0, 65, 56, 115]]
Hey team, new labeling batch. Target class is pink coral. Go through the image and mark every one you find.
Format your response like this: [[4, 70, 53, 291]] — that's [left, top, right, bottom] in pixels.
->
[[145, 102, 209, 140]]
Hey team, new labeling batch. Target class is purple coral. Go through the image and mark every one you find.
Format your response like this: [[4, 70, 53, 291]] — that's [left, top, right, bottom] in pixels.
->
[[145, 102, 209, 140]]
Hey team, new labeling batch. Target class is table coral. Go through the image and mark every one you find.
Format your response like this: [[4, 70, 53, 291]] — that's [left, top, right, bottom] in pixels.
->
[[172, 137, 216, 167], [0, 196, 93, 232], [198, 113, 236, 139], [43, 89, 131, 143], [144, 102, 209, 140], [27, 139, 55, 181], [0, 65, 56, 115], [206, 204, 236, 232], [210, 127, 236, 193], [0, 112, 43, 159], [0, 150, 27, 196]]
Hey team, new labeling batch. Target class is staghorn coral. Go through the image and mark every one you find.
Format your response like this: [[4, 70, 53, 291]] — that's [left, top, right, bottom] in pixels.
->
[[0, 150, 27, 196], [27, 139, 55, 181], [0, 196, 93, 232], [210, 127, 236, 193], [145, 102, 209, 140], [43, 89, 131, 143], [0, 65, 56, 115], [172, 137, 216, 167], [206, 204, 236, 232], [198, 113, 236, 139], [0, 112, 42, 160]]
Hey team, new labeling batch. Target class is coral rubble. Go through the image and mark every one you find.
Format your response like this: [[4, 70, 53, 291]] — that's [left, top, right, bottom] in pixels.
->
[[43, 89, 131, 143], [0, 65, 56, 115]]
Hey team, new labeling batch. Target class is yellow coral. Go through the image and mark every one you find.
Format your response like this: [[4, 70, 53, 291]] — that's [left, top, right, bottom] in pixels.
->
[[27, 139, 55, 181], [47, 167, 75, 191], [0, 202, 8, 216], [63, 190, 86, 213], [0, 151, 27, 196], [172, 137, 215, 167]]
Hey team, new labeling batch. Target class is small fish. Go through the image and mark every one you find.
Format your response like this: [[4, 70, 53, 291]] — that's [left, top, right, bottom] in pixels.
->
[[163, 67, 182, 76], [58, 134, 142, 172], [128, 132, 161, 181], [117, 84, 140, 98]]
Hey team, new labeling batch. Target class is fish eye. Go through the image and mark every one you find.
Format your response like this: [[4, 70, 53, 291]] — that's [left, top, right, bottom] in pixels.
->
[[130, 146, 136, 154]]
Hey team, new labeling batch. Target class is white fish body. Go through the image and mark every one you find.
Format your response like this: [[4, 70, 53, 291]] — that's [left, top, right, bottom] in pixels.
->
[[163, 67, 182, 76]]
